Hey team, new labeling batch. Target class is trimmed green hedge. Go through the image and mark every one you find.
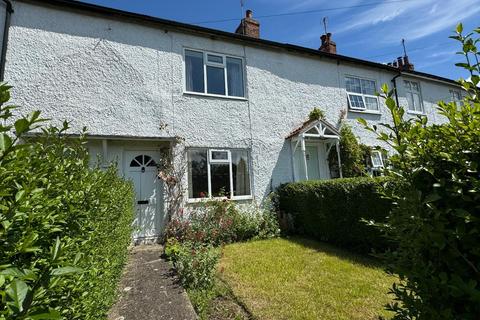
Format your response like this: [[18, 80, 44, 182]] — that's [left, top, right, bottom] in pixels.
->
[[0, 84, 134, 319], [277, 177, 398, 252]]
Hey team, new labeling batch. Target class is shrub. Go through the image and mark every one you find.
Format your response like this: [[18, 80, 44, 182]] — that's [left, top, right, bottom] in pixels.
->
[[276, 177, 399, 252], [358, 25, 480, 319], [308, 107, 325, 121], [0, 84, 134, 319], [165, 198, 280, 246], [168, 241, 220, 290]]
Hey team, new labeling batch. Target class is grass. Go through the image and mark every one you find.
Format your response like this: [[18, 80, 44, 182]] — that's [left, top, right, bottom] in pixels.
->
[[187, 278, 251, 320], [218, 237, 395, 320]]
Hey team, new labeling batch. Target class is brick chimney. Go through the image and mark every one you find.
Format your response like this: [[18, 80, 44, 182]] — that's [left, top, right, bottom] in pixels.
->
[[319, 32, 336, 54], [388, 55, 414, 71], [235, 10, 260, 38], [403, 55, 414, 71]]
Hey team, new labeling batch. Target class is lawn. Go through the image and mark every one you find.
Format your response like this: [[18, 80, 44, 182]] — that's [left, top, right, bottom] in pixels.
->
[[218, 237, 395, 320]]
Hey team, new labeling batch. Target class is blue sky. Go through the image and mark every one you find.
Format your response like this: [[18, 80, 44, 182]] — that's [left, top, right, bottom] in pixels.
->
[[81, 0, 479, 80]]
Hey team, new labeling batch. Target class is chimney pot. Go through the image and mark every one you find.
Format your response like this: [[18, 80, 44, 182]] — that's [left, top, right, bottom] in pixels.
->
[[397, 57, 404, 68]]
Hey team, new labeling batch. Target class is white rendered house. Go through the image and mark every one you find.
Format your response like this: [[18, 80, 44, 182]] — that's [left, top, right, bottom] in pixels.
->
[[0, 0, 463, 241]]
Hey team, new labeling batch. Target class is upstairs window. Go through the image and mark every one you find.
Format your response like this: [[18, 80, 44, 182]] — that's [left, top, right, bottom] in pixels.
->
[[404, 80, 424, 113], [450, 89, 462, 104], [187, 148, 251, 200], [345, 76, 379, 111], [185, 49, 245, 98]]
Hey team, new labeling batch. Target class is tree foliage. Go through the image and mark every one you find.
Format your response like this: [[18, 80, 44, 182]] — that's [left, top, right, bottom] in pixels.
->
[[359, 25, 480, 319]]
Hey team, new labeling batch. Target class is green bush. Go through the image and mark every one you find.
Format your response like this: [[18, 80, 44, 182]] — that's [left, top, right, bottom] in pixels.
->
[[276, 177, 398, 252], [165, 198, 280, 246], [0, 84, 134, 319], [168, 241, 220, 290], [359, 25, 480, 319]]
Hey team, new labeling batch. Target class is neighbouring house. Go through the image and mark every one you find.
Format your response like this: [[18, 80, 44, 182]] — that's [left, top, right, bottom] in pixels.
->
[[0, 0, 463, 242]]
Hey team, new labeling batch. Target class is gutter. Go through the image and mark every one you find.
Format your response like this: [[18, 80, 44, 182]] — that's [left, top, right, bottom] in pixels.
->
[[391, 72, 402, 108], [0, 0, 13, 82]]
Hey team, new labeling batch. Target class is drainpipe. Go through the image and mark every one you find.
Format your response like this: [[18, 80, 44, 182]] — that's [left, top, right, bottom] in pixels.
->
[[0, 0, 13, 82], [391, 72, 402, 108]]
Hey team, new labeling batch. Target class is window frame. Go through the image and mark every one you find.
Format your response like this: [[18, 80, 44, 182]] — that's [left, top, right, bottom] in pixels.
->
[[183, 48, 247, 100], [404, 80, 425, 114], [370, 150, 384, 168], [449, 89, 462, 103], [345, 75, 380, 112], [187, 147, 253, 202]]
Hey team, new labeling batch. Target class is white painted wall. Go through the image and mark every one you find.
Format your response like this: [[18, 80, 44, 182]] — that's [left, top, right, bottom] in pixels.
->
[[4, 1, 461, 202]]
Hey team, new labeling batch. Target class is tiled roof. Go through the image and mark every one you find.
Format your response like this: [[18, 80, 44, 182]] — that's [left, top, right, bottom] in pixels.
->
[[285, 118, 340, 140]]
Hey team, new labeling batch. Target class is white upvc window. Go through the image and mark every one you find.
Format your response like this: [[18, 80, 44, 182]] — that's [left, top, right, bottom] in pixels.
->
[[184, 49, 245, 98], [370, 150, 384, 168], [187, 148, 252, 200], [450, 89, 462, 103], [345, 76, 379, 111], [404, 80, 424, 113]]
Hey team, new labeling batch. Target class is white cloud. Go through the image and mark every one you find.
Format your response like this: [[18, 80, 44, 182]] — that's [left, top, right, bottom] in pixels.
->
[[335, 0, 480, 43]]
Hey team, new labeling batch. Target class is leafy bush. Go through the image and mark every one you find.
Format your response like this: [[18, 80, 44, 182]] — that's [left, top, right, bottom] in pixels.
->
[[308, 107, 325, 121], [168, 241, 220, 290], [165, 198, 280, 247], [358, 25, 480, 319], [0, 84, 134, 319], [276, 177, 399, 252]]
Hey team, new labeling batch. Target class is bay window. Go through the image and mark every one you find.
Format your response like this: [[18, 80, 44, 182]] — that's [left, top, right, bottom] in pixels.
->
[[345, 76, 379, 111], [184, 49, 245, 98], [187, 148, 251, 200]]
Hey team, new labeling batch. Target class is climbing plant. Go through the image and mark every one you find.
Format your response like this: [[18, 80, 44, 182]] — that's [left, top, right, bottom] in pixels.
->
[[328, 124, 370, 177]]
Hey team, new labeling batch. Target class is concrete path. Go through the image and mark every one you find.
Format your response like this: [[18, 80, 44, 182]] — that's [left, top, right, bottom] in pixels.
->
[[108, 245, 197, 320]]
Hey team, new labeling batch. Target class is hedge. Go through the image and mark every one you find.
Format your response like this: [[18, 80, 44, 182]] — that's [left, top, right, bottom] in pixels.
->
[[277, 177, 399, 253], [0, 84, 134, 319]]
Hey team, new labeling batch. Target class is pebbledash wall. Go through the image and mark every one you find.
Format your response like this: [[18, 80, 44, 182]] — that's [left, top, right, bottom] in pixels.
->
[[4, 0, 460, 202]]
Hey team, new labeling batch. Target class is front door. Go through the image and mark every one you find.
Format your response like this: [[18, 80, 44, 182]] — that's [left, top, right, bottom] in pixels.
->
[[306, 145, 321, 180], [124, 151, 163, 241]]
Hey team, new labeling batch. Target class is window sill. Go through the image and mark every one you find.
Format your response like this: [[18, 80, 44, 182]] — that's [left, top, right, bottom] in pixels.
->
[[348, 108, 381, 115], [183, 91, 248, 101], [406, 110, 426, 116], [187, 195, 253, 204]]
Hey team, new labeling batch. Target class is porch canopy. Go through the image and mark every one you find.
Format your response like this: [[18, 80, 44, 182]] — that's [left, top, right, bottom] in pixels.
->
[[286, 118, 343, 180]]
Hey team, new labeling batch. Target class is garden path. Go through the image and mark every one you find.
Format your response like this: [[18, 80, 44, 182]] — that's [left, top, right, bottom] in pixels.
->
[[108, 245, 197, 320]]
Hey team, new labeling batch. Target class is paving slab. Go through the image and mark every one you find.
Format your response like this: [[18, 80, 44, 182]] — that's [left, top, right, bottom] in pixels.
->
[[108, 245, 197, 320]]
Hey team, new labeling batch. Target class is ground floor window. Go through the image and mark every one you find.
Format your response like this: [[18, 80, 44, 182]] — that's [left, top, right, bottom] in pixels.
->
[[187, 148, 251, 200]]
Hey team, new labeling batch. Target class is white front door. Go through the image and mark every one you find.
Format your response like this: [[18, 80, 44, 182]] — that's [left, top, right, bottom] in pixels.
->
[[124, 151, 163, 241], [305, 145, 321, 180]]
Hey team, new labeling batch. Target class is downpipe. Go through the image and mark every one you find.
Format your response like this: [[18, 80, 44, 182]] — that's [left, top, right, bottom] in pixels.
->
[[0, 0, 13, 82]]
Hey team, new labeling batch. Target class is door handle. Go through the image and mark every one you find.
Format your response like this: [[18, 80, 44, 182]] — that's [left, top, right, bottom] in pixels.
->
[[137, 200, 149, 205]]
